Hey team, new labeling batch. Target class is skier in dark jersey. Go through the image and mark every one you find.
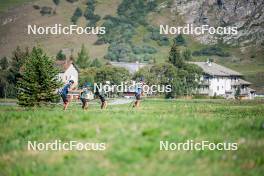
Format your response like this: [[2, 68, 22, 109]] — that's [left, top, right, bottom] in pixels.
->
[[60, 80, 74, 110], [94, 88, 107, 109], [133, 82, 143, 108]]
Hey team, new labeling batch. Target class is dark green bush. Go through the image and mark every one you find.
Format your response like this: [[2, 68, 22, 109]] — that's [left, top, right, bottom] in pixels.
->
[[192, 46, 230, 57], [175, 34, 186, 46], [66, 0, 78, 3], [71, 7, 82, 24], [40, 7, 52, 16]]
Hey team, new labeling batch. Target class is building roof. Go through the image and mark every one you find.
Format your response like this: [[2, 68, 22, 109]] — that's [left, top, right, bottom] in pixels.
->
[[239, 79, 251, 85], [231, 79, 252, 86], [55, 60, 79, 73], [190, 62, 242, 76], [110, 62, 149, 74]]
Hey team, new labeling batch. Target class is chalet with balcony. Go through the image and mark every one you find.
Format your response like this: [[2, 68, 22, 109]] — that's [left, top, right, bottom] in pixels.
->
[[191, 61, 256, 99]]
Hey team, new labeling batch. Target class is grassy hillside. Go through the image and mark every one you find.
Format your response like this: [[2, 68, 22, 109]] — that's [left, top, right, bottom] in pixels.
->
[[0, 0, 36, 13], [0, 0, 120, 59], [0, 99, 264, 175]]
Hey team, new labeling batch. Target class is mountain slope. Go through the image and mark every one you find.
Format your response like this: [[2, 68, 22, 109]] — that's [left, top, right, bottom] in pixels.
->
[[0, 0, 263, 92]]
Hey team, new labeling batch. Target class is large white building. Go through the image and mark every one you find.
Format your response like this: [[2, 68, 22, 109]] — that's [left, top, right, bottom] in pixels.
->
[[55, 60, 79, 87], [191, 61, 256, 99]]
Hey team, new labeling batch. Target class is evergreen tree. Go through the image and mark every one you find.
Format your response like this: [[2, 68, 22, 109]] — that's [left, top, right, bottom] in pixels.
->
[[56, 50, 66, 60], [71, 7, 83, 24], [9, 47, 29, 82], [235, 87, 241, 99], [74, 7, 83, 17], [168, 40, 184, 68], [182, 48, 192, 61], [0, 57, 8, 70], [5, 46, 30, 97], [17, 47, 61, 106], [183, 64, 202, 95], [76, 44, 90, 69], [0, 57, 9, 98], [90, 58, 102, 68], [175, 34, 186, 46], [53, 0, 60, 6]]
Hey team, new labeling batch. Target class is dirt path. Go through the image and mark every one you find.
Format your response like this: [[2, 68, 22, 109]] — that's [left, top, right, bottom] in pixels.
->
[[0, 98, 134, 106]]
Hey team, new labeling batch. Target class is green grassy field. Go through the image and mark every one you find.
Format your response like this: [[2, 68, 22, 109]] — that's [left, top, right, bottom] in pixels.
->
[[0, 99, 264, 176]]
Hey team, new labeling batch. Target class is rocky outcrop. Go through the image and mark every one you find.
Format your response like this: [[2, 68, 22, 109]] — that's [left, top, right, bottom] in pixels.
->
[[169, 0, 264, 46]]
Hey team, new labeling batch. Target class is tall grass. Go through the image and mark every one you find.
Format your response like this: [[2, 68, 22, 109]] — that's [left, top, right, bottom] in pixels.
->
[[0, 99, 263, 175]]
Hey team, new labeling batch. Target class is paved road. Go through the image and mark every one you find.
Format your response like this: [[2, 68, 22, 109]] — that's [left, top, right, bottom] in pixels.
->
[[108, 98, 133, 105], [0, 98, 134, 106], [0, 102, 16, 106]]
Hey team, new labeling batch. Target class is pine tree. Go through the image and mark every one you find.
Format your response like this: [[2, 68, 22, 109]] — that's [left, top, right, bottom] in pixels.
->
[[17, 47, 61, 106], [6, 46, 29, 97], [76, 44, 90, 69], [182, 48, 192, 61], [235, 87, 241, 99], [0, 57, 9, 98], [53, 0, 60, 6], [90, 58, 102, 68], [168, 40, 184, 68], [56, 50, 66, 60], [175, 34, 186, 46], [0, 56, 8, 70], [9, 46, 29, 83], [71, 7, 82, 24]]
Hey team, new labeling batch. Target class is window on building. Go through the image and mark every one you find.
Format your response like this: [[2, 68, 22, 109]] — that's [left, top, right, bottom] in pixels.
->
[[217, 86, 219, 91]]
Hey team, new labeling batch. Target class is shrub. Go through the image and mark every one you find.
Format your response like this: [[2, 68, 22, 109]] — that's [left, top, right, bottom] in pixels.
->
[[53, 0, 60, 6], [143, 55, 151, 62], [94, 38, 106, 45], [66, 0, 78, 3], [84, 8, 94, 20], [192, 46, 230, 57], [71, 15, 79, 24], [193, 94, 210, 99], [33, 5, 40, 10], [83, 0, 100, 26], [74, 7, 82, 17], [143, 45, 157, 54], [88, 15, 101, 26], [56, 50, 66, 60], [182, 49, 192, 61], [132, 46, 143, 54], [175, 34, 186, 46], [71, 7, 82, 24], [90, 58, 102, 68], [40, 7, 52, 16]]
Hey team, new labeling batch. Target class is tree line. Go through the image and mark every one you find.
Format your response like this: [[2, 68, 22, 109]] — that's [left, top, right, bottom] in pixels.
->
[[0, 39, 202, 106]]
